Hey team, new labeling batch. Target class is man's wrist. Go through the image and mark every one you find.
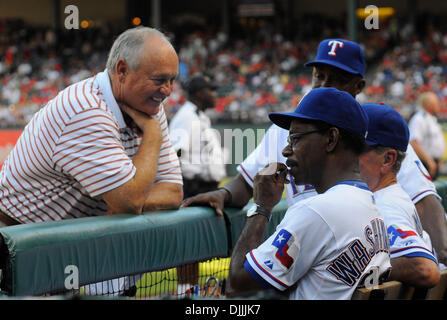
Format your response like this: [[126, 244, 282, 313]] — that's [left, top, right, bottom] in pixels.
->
[[247, 203, 272, 221], [218, 187, 233, 206]]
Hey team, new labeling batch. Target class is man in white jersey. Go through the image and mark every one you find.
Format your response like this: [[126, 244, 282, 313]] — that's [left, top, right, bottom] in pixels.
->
[[0, 27, 183, 294], [359, 102, 440, 288], [182, 38, 447, 265], [226, 88, 391, 299]]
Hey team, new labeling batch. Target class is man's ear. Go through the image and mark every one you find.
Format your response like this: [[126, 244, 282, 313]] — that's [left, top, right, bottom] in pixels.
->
[[355, 79, 366, 96], [381, 149, 397, 174], [326, 127, 340, 153], [115, 59, 129, 83]]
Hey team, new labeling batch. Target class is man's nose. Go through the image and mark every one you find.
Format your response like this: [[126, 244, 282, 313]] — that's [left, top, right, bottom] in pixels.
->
[[160, 81, 173, 96], [282, 144, 292, 157]]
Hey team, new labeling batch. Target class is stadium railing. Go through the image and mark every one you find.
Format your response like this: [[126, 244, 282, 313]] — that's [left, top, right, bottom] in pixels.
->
[[0, 198, 287, 297], [1, 181, 447, 299]]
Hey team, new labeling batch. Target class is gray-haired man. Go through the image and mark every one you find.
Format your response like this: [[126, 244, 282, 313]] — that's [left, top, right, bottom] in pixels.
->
[[0, 27, 184, 293], [0, 26, 183, 226]]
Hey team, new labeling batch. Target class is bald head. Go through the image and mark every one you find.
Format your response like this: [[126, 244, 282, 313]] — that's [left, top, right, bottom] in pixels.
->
[[420, 91, 440, 115]]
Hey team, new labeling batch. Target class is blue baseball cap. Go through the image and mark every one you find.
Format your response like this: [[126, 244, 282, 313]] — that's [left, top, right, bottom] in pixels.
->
[[269, 87, 369, 139], [361, 103, 409, 152], [305, 39, 365, 77]]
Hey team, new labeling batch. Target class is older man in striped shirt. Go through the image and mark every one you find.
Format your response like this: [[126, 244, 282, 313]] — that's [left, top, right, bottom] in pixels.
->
[[0, 27, 183, 226]]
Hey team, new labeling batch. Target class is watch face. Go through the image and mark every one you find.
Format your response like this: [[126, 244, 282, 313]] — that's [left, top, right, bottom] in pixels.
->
[[247, 204, 257, 216]]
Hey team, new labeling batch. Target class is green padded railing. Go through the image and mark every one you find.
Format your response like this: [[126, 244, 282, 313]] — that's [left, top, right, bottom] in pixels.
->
[[0, 200, 288, 296], [0, 206, 228, 296], [0, 180, 445, 297]]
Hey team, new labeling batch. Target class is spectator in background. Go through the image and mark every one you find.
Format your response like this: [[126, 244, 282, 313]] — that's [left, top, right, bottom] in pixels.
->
[[409, 91, 446, 180], [169, 75, 226, 198], [169, 75, 226, 297]]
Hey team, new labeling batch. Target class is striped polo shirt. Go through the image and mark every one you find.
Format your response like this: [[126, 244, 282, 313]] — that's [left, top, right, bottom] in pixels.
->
[[0, 70, 182, 224]]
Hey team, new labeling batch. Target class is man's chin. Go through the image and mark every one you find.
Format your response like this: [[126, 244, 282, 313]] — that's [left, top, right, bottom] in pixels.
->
[[143, 105, 160, 116], [288, 168, 307, 186]]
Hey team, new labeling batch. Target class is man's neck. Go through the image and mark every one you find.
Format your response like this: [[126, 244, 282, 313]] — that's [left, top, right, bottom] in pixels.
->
[[314, 154, 363, 194], [371, 173, 397, 192]]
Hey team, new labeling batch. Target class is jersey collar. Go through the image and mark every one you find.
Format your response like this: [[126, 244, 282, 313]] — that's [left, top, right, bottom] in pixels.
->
[[334, 180, 370, 191], [96, 69, 127, 129]]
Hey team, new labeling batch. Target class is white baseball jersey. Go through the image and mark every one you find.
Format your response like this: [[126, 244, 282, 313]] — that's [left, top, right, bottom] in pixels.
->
[[0, 70, 182, 223], [237, 124, 440, 205], [374, 183, 438, 263], [169, 100, 226, 182], [244, 181, 391, 300]]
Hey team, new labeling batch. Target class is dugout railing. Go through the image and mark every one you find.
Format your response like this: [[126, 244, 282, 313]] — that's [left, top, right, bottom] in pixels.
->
[[1, 181, 447, 299]]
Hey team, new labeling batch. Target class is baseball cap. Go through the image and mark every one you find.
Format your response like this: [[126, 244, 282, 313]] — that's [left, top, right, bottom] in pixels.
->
[[269, 87, 369, 139], [305, 39, 365, 77], [184, 75, 217, 95], [361, 103, 409, 152]]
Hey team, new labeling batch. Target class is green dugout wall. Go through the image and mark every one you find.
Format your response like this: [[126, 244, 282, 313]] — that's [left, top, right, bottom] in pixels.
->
[[213, 123, 271, 177]]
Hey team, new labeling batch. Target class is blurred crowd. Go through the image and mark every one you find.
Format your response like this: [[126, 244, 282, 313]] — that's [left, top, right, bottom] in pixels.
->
[[0, 19, 115, 128], [1, 16, 447, 128], [357, 22, 447, 120]]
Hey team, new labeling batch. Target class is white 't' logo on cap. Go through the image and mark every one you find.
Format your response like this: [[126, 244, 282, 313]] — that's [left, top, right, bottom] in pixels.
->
[[328, 40, 344, 56]]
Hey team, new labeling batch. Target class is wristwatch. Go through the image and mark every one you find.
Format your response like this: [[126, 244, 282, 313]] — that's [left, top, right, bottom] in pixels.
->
[[247, 203, 272, 221]]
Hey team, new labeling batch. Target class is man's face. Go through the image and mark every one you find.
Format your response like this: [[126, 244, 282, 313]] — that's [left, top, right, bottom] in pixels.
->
[[197, 87, 217, 110], [311, 64, 363, 97], [359, 147, 383, 191], [282, 119, 325, 186], [120, 38, 178, 116]]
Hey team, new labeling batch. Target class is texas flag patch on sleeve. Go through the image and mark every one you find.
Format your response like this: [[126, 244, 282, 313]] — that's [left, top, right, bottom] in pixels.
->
[[272, 229, 299, 269]]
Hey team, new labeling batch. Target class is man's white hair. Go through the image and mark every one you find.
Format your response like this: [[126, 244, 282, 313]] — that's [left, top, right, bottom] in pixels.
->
[[106, 26, 172, 73]]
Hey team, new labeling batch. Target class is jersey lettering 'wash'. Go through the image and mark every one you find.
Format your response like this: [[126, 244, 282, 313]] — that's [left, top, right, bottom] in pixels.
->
[[0, 70, 182, 223]]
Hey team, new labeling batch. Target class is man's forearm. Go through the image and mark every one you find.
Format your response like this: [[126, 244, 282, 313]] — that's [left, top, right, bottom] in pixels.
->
[[224, 174, 254, 208], [102, 129, 162, 214], [415, 195, 447, 265], [410, 140, 432, 164], [389, 256, 440, 288], [143, 182, 183, 211], [227, 215, 268, 297]]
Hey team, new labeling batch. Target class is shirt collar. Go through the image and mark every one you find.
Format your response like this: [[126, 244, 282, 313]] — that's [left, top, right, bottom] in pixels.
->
[[96, 69, 127, 129]]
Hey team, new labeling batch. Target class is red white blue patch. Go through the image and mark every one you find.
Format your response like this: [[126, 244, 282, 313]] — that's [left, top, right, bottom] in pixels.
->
[[272, 229, 295, 269]]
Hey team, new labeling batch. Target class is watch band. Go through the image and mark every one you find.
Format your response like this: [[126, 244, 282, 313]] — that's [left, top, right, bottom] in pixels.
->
[[248, 204, 272, 221], [217, 187, 232, 205]]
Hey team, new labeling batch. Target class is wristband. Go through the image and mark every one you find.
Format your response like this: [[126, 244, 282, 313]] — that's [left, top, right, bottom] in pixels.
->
[[218, 187, 233, 206]]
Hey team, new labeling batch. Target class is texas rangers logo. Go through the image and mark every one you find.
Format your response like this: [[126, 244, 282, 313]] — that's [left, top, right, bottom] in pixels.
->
[[328, 40, 344, 56], [272, 229, 296, 269]]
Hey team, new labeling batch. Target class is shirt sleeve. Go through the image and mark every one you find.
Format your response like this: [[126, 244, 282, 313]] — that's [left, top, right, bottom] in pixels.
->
[[382, 203, 438, 264], [244, 205, 334, 291], [237, 124, 288, 187], [53, 108, 136, 197], [396, 143, 440, 203]]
